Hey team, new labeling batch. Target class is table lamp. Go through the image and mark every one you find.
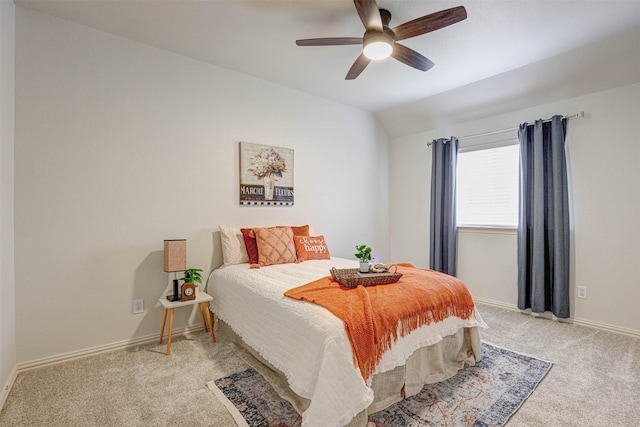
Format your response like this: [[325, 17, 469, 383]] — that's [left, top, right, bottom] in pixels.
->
[[164, 239, 186, 301]]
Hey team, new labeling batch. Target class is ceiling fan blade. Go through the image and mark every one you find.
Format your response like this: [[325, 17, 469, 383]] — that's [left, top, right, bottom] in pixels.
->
[[296, 37, 363, 46], [345, 53, 371, 80], [392, 6, 467, 41], [353, 0, 383, 32], [391, 43, 435, 72]]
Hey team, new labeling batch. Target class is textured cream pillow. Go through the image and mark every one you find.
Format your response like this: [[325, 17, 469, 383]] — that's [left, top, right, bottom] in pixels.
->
[[218, 225, 249, 267], [254, 226, 297, 267]]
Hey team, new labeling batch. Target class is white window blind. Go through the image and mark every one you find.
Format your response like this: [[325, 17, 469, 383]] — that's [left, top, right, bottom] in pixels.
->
[[456, 142, 519, 227]]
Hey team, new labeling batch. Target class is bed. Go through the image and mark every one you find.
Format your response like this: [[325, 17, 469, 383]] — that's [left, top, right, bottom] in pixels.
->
[[208, 253, 486, 427]]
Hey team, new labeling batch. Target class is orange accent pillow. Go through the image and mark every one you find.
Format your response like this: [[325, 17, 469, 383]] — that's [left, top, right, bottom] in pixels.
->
[[290, 224, 310, 236], [293, 235, 330, 261], [242, 225, 309, 265], [254, 227, 297, 267]]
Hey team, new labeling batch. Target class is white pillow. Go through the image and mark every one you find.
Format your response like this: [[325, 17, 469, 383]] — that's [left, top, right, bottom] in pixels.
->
[[218, 225, 249, 267]]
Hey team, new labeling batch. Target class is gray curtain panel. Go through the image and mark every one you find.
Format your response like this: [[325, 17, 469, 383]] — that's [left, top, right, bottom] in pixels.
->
[[517, 116, 570, 318], [429, 137, 458, 276]]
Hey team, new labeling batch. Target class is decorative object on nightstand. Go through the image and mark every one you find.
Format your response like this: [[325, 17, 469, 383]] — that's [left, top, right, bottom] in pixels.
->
[[355, 244, 372, 273], [164, 239, 186, 302], [179, 268, 203, 301], [181, 283, 196, 300]]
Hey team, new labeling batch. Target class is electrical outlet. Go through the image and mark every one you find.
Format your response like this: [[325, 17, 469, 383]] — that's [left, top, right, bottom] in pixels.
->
[[577, 286, 587, 299], [133, 298, 144, 313]]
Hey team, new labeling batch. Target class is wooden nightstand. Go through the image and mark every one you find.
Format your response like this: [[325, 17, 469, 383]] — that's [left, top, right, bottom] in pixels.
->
[[158, 291, 216, 355]]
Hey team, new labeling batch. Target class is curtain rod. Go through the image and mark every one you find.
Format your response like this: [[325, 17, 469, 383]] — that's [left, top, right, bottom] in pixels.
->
[[427, 111, 585, 146]]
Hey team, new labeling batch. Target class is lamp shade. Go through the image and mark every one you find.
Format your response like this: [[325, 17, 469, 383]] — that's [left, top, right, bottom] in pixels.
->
[[164, 239, 186, 272]]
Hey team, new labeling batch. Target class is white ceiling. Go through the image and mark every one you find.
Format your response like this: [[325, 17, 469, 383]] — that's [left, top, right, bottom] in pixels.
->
[[15, 0, 640, 138]]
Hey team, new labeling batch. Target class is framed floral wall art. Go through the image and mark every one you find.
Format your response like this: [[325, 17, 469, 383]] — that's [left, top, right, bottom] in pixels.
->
[[239, 142, 294, 206]]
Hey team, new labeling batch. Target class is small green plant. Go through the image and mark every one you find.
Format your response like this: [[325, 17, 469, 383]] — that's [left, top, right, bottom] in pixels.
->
[[354, 245, 372, 263], [179, 268, 203, 285]]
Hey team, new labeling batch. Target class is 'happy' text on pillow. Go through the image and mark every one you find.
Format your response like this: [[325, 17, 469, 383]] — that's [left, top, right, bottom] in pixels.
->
[[296, 236, 328, 254]]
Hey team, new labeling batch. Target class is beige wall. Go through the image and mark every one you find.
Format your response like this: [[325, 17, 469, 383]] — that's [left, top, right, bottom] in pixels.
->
[[14, 8, 389, 365], [0, 0, 17, 410], [390, 83, 640, 335]]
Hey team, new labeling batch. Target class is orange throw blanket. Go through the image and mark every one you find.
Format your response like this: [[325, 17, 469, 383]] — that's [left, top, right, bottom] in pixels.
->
[[284, 264, 475, 381]]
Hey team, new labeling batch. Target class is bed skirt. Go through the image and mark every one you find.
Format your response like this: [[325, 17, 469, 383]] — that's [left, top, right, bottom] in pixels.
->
[[215, 317, 482, 427]]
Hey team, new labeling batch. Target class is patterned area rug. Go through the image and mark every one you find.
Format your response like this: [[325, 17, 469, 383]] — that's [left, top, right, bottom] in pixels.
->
[[208, 342, 552, 427]]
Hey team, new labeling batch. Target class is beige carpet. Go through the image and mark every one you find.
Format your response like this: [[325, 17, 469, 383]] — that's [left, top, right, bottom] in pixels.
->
[[1, 303, 639, 426], [0, 333, 243, 426]]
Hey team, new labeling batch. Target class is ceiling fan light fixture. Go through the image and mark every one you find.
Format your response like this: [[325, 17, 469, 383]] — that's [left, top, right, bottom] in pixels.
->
[[363, 33, 393, 60], [295, 2, 468, 79]]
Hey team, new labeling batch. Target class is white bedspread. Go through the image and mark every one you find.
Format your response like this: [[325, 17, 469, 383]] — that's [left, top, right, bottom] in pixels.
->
[[208, 258, 486, 427]]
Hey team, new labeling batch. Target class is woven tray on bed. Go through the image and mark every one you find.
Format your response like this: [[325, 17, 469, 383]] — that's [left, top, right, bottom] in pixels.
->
[[330, 266, 402, 288]]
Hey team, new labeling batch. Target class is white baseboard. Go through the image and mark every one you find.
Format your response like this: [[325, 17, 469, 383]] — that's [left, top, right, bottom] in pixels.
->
[[571, 316, 640, 338], [17, 324, 204, 373], [473, 297, 519, 311], [0, 365, 17, 413], [474, 297, 640, 338]]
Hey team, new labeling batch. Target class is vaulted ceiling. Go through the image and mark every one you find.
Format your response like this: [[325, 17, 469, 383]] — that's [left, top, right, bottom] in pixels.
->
[[15, 0, 640, 138]]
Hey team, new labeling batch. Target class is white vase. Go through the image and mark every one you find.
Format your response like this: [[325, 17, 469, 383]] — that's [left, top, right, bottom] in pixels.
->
[[359, 262, 370, 273], [264, 175, 275, 200]]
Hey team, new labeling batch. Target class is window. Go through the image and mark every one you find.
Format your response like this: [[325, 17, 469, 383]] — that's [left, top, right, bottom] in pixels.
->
[[456, 141, 519, 227]]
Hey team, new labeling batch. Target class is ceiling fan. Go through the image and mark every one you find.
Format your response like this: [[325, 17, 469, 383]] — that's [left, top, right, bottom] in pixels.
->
[[295, 0, 467, 80]]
